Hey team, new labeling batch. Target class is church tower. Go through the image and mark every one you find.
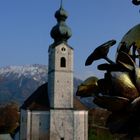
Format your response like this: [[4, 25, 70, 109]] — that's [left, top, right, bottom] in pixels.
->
[[48, 4, 88, 140], [48, 4, 73, 109], [48, 4, 75, 140]]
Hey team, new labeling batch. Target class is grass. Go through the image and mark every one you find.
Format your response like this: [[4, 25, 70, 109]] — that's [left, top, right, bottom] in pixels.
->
[[88, 127, 114, 140]]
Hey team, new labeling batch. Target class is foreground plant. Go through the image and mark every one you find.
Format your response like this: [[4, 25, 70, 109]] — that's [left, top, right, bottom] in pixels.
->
[[77, 25, 140, 139]]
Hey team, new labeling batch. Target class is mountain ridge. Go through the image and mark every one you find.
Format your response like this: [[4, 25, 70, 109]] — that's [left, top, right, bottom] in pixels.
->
[[0, 64, 84, 106]]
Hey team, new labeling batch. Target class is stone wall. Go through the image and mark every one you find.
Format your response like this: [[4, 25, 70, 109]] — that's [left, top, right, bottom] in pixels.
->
[[50, 109, 88, 140], [50, 110, 74, 140], [20, 110, 50, 140], [74, 111, 88, 140], [48, 43, 73, 109]]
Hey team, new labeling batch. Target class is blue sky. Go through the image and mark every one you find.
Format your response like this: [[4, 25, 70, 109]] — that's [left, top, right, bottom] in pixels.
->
[[0, 0, 140, 79]]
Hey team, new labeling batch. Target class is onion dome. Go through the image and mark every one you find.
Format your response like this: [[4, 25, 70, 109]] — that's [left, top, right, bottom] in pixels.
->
[[50, 5, 72, 43]]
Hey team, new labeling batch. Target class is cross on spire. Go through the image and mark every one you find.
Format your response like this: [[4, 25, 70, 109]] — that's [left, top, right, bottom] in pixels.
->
[[60, 0, 63, 8], [50, 0, 72, 43]]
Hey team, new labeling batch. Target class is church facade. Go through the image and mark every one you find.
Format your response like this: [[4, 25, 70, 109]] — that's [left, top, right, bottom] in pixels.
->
[[20, 4, 88, 140]]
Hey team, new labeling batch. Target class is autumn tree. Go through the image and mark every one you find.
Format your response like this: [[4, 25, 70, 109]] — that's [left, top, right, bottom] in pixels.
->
[[0, 102, 19, 137]]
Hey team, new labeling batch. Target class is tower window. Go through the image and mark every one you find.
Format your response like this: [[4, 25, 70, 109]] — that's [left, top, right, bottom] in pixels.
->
[[60, 57, 66, 67], [61, 47, 66, 52]]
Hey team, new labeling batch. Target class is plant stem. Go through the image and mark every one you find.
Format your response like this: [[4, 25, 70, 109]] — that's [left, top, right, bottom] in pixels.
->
[[104, 56, 115, 64]]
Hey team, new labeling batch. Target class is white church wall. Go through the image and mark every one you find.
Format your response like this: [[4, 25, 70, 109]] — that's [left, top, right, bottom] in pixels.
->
[[20, 110, 50, 140], [31, 112, 40, 140], [20, 109, 31, 140], [54, 71, 73, 108], [39, 111, 50, 139], [30, 111, 50, 140], [74, 111, 88, 140], [50, 109, 74, 140], [48, 43, 74, 109]]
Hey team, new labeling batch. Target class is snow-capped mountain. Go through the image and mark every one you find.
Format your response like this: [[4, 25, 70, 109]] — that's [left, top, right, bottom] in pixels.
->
[[0, 64, 82, 106], [0, 64, 47, 83]]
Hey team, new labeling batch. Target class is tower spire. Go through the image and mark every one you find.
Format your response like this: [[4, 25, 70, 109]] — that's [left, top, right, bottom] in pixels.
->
[[60, 0, 63, 8], [50, 2, 72, 44]]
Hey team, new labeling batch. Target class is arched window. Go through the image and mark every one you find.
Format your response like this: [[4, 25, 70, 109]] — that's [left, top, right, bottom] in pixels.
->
[[60, 57, 66, 67]]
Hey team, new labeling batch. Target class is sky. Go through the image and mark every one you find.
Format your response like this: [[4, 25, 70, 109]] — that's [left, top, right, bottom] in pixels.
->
[[0, 0, 140, 80]]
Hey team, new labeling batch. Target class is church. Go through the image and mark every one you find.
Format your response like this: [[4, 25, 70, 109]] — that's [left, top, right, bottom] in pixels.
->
[[20, 4, 88, 140]]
